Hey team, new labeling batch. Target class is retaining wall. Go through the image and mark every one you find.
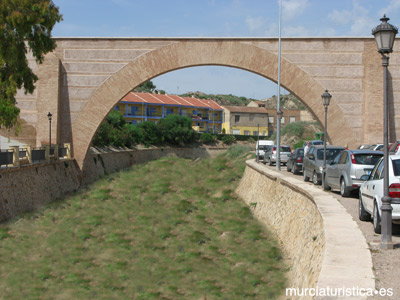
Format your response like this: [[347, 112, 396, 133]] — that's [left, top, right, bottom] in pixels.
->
[[0, 147, 226, 222], [236, 160, 375, 299]]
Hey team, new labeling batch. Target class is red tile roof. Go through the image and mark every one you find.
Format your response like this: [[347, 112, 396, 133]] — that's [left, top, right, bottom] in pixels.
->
[[121, 92, 224, 110]]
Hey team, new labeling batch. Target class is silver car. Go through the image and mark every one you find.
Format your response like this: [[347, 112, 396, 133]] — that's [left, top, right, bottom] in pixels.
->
[[323, 150, 383, 197], [303, 145, 345, 185], [263, 145, 292, 166]]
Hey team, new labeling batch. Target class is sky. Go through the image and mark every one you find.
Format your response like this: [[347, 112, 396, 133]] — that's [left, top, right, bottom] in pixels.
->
[[52, 0, 400, 99]]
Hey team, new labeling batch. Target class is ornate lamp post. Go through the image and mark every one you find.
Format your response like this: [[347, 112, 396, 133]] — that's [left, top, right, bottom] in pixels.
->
[[276, 109, 283, 171], [47, 112, 52, 147], [321, 90, 332, 172], [372, 15, 398, 250]]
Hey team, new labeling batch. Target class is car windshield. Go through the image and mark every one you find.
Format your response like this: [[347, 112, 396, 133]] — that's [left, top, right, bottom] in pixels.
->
[[297, 149, 304, 156], [354, 154, 382, 165], [280, 146, 291, 152], [393, 160, 400, 176], [258, 145, 269, 150], [317, 149, 342, 160], [312, 141, 323, 145]]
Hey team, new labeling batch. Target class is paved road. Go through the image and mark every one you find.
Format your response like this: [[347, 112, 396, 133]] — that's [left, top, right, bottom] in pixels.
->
[[258, 161, 400, 299]]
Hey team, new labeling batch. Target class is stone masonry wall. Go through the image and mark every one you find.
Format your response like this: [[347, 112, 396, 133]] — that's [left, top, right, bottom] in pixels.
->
[[236, 163, 325, 297], [0, 147, 226, 222]]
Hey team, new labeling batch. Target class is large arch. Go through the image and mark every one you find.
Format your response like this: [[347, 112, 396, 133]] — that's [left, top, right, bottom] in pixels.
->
[[72, 40, 357, 169]]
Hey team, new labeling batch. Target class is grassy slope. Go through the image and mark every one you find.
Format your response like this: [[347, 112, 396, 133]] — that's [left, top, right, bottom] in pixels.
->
[[0, 145, 287, 299]]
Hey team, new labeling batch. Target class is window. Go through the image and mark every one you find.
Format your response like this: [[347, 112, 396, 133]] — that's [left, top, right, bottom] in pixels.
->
[[268, 116, 274, 123], [249, 115, 254, 121], [338, 152, 348, 164], [166, 108, 174, 115], [232, 129, 240, 135], [262, 131, 266, 136], [235, 115, 240, 123], [253, 131, 258, 136], [290, 117, 296, 123], [281, 117, 285, 124], [373, 160, 384, 180], [115, 106, 120, 111], [130, 106, 138, 115], [244, 130, 250, 135]]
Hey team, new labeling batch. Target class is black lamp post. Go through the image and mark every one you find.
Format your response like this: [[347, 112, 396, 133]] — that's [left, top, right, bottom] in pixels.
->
[[276, 109, 283, 170], [372, 15, 398, 250], [47, 112, 52, 147], [321, 90, 332, 172]]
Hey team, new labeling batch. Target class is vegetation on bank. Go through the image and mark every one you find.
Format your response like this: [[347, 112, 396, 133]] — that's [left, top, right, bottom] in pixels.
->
[[0, 145, 287, 299]]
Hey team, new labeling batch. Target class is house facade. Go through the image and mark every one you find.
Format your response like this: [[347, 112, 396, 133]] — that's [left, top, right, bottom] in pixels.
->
[[116, 92, 224, 133], [222, 106, 269, 136]]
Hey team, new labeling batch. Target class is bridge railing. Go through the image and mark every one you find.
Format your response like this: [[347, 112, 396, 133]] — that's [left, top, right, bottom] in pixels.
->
[[0, 143, 71, 168]]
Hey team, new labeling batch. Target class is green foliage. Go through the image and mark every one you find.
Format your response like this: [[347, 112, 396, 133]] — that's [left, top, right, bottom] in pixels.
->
[[0, 0, 62, 129], [199, 132, 216, 144], [221, 134, 236, 145], [136, 121, 160, 146], [294, 140, 305, 149], [133, 80, 156, 93], [281, 121, 306, 138], [157, 114, 196, 146], [92, 110, 134, 147]]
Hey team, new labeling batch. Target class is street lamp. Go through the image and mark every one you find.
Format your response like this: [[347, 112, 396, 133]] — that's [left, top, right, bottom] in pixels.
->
[[47, 112, 52, 147], [321, 90, 331, 172], [276, 109, 283, 170], [372, 15, 398, 250]]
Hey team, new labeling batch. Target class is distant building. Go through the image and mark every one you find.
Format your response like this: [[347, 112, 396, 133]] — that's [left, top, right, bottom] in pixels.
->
[[222, 106, 269, 136], [116, 92, 224, 133], [247, 100, 301, 135]]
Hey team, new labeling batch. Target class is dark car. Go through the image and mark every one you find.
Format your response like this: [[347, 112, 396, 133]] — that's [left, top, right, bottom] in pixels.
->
[[286, 148, 304, 175], [323, 149, 383, 196], [303, 145, 345, 185]]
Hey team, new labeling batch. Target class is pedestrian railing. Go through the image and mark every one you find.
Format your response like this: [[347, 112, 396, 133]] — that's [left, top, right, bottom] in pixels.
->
[[0, 143, 71, 168]]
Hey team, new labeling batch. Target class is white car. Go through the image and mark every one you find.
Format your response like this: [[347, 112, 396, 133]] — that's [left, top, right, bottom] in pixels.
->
[[359, 156, 400, 234]]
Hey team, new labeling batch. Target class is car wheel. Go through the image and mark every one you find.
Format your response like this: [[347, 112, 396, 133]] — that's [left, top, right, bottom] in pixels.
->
[[373, 201, 382, 234], [340, 178, 351, 197], [358, 193, 371, 221], [312, 171, 321, 185], [303, 169, 309, 181], [322, 173, 331, 191]]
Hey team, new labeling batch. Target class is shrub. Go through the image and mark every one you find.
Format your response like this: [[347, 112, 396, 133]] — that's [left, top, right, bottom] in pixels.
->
[[157, 115, 196, 146], [136, 121, 161, 146], [199, 133, 216, 144], [222, 134, 236, 145]]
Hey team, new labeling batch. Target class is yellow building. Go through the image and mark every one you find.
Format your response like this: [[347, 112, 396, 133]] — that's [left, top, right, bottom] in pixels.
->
[[222, 106, 269, 136], [117, 92, 224, 133]]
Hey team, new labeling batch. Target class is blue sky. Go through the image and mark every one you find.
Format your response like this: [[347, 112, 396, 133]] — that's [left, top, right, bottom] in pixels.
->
[[52, 0, 400, 99]]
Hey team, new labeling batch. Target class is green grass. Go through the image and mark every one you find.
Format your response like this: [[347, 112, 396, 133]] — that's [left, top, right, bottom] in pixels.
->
[[0, 145, 287, 299]]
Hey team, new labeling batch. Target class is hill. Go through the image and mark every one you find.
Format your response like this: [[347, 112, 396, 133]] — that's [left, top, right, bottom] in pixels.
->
[[180, 91, 253, 106]]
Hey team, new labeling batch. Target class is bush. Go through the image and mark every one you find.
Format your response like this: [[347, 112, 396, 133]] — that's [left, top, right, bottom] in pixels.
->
[[222, 134, 236, 145], [199, 133, 217, 144], [157, 115, 196, 146], [136, 121, 161, 146]]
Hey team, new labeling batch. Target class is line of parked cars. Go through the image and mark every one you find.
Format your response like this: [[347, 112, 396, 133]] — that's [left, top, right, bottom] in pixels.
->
[[256, 140, 400, 234]]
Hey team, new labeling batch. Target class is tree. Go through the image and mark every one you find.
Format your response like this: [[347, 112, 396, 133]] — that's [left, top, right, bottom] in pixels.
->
[[133, 80, 156, 93], [0, 0, 62, 130], [157, 115, 196, 146]]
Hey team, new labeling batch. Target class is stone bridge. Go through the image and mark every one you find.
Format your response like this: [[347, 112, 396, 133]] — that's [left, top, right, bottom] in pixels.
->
[[7, 37, 400, 169]]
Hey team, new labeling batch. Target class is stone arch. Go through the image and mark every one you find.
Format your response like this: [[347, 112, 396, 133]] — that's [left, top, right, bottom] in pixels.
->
[[72, 41, 356, 169]]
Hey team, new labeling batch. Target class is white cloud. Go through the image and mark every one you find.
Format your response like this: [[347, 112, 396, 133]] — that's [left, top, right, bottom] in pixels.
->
[[282, 0, 310, 20], [379, 0, 400, 18], [246, 16, 265, 33], [328, 9, 352, 25]]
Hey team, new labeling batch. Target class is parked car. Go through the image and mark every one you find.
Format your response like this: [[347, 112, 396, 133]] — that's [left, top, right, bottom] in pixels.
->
[[358, 144, 371, 149], [388, 141, 400, 155], [255, 140, 274, 160], [359, 155, 400, 234], [263, 145, 292, 166], [286, 148, 304, 175], [368, 144, 384, 151], [303, 145, 345, 185], [303, 140, 324, 148], [323, 150, 383, 197]]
